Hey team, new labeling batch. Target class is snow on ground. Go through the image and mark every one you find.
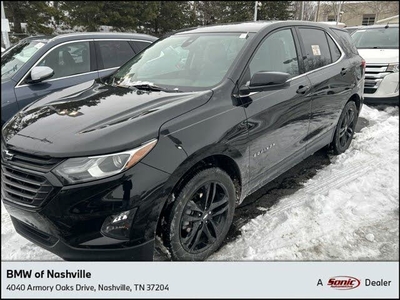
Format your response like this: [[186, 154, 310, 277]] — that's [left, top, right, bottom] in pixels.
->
[[210, 105, 399, 261], [1, 105, 399, 261]]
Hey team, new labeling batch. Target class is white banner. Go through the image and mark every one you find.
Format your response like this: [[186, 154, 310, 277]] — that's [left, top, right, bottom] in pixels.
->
[[1, 261, 399, 298]]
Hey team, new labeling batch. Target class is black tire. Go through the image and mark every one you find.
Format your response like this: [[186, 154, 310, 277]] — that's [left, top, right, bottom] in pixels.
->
[[165, 168, 236, 261], [332, 101, 358, 155]]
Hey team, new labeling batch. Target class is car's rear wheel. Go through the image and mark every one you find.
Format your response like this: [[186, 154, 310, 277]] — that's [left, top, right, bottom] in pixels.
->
[[332, 101, 358, 155], [165, 168, 236, 261]]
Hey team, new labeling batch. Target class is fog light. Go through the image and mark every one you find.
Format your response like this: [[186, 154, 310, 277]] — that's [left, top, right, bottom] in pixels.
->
[[101, 208, 137, 240]]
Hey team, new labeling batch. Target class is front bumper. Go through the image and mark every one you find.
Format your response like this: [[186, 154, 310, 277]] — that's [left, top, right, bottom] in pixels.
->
[[2, 161, 170, 261], [9, 215, 155, 261], [364, 95, 399, 105], [364, 71, 399, 105]]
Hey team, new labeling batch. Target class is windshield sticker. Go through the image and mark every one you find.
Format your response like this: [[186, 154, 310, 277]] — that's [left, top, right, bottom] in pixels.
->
[[239, 33, 249, 39], [311, 45, 321, 56], [34, 42, 45, 49]]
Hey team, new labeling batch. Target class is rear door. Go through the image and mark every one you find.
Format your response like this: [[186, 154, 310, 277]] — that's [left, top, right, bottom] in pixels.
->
[[242, 27, 312, 187], [296, 26, 353, 154], [14, 40, 97, 110]]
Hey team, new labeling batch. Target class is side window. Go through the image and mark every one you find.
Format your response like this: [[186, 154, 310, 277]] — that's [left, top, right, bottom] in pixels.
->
[[133, 41, 152, 52], [299, 28, 332, 72], [326, 34, 341, 62], [37, 41, 90, 79], [332, 28, 359, 55], [249, 29, 299, 79], [97, 41, 135, 69]]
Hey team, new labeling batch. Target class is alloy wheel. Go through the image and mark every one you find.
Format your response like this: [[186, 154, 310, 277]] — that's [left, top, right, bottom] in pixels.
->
[[180, 181, 229, 253], [338, 107, 356, 147]]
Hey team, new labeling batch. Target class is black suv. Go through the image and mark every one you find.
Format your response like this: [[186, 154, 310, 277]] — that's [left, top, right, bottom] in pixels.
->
[[1, 21, 365, 261]]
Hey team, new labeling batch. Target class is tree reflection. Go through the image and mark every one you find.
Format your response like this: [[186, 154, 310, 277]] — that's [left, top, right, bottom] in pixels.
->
[[304, 56, 331, 72], [3, 82, 133, 142]]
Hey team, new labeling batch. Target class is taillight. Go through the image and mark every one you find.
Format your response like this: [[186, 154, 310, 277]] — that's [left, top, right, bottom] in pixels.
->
[[361, 59, 366, 69]]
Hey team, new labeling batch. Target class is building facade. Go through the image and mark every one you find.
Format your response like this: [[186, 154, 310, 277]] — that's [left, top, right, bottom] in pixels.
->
[[318, 1, 399, 26]]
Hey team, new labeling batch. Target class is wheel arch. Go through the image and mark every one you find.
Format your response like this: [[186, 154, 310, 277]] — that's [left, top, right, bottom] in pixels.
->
[[155, 147, 244, 240], [348, 93, 361, 113]]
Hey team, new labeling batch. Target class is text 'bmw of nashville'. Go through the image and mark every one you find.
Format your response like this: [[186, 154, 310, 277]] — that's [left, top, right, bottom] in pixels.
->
[[1, 21, 365, 261]]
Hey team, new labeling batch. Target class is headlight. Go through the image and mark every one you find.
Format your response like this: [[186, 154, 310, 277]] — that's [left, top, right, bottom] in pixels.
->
[[387, 63, 399, 73], [53, 139, 157, 184]]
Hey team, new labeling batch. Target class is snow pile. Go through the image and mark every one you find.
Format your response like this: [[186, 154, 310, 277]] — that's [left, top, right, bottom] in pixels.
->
[[1, 105, 399, 261], [1, 203, 61, 260], [210, 105, 399, 260]]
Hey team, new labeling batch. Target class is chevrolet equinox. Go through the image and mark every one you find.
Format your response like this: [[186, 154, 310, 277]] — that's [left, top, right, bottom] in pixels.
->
[[1, 21, 365, 261]]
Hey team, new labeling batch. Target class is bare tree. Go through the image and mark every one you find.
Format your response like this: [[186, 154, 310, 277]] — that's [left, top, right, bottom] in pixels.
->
[[320, 1, 345, 21], [363, 1, 399, 21], [292, 1, 317, 21], [303, 1, 317, 21]]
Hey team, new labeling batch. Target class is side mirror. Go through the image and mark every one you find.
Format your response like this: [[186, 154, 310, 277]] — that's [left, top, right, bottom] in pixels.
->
[[27, 66, 54, 83], [240, 71, 290, 95]]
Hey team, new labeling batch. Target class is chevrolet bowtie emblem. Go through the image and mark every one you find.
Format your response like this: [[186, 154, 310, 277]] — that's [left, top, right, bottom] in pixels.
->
[[4, 150, 14, 161]]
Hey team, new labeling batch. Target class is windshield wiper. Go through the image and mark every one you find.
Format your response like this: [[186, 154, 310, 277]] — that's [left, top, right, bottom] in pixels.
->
[[116, 80, 183, 92], [129, 83, 170, 92]]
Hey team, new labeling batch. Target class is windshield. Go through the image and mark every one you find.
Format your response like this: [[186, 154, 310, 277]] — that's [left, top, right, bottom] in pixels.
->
[[351, 27, 399, 49], [110, 33, 252, 91], [1, 40, 47, 81]]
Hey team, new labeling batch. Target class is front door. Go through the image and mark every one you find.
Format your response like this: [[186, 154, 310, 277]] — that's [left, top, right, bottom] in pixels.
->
[[14, 41, 98, 110], [242, 27, 312, 188]]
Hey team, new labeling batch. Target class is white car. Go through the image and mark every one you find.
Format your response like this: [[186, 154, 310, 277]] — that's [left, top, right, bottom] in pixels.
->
[[351, 24, 399, 105], [1, 47, 5, 53]]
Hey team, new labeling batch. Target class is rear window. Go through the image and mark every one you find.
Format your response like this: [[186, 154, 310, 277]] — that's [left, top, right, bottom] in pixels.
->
[[97, 41, 135, 69], [332, 28, 359, 55], [351, 27, 399, 49], [298, 28, 332, 72], [134, 41, 152, 52], [326, 34, 341, 62]]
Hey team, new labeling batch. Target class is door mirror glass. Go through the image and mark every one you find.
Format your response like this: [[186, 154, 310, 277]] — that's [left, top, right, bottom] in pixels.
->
[[29, 66, 54, 83]]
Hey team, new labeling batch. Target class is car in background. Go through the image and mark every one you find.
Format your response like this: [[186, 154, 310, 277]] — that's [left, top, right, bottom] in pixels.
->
[[345, 26, 361, 34], [318, 21, 346, 28], [1, 32, 157, 126], [1, 47, 5, 53], [351, 24, 399, 105]]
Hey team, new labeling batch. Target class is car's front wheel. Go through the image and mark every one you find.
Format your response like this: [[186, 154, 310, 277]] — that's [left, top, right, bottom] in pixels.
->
[[332, 101, 358, 155], [164, 168, 236, 261]]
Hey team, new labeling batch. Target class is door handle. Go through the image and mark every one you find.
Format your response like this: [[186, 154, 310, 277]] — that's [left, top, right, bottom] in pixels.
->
[[340, 68, 348, 76], [296, 85, 310, 94]]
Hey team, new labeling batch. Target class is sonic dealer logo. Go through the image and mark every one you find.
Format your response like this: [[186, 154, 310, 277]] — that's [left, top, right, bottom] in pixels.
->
[[327, 276, 361, 290]]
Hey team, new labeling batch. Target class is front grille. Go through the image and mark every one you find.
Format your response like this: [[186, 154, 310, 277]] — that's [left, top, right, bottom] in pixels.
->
[[1, 166, 54, 208], [1, 146, 62, 172], [364, 64, 389, 94]]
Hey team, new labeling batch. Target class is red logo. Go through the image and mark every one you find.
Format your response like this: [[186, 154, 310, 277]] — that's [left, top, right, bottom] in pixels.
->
[[327, 276, 361, 290]]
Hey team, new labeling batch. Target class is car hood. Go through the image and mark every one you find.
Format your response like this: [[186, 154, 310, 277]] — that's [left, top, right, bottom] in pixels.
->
[[2, 80, 213, 157], [357, 49, 399, 64]]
